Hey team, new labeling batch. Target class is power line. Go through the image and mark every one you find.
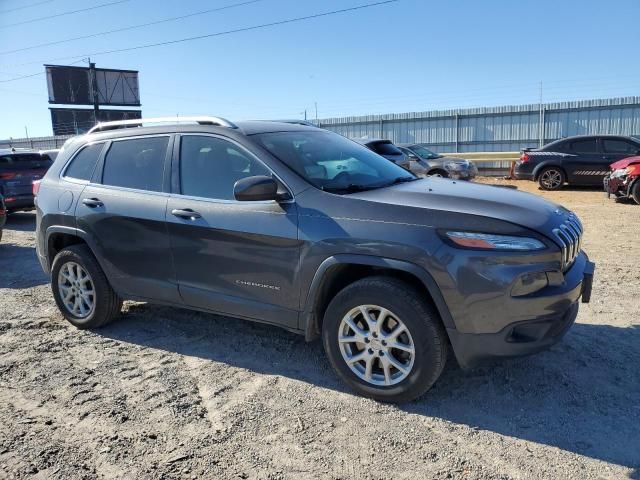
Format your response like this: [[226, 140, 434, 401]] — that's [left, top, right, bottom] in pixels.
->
[[0, 0, 400, 82], [0, 0, 265, 55], [0, 0, 55, 14], [0, 0, 131, 29]]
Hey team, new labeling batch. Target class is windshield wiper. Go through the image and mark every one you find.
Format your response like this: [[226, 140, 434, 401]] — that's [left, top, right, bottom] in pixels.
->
[[322, 183, 378, 193], [374, 176, 419, 188], [323, 176, 417, 194]]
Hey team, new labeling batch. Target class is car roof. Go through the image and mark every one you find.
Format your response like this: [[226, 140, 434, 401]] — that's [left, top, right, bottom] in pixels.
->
[[80, 120, 319, 143], [235, 120, 319, 135], [352, 138, 391, 145], [553, 134, 639, 142]]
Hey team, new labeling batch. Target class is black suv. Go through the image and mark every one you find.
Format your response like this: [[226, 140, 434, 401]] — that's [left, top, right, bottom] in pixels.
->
[[515, 135, 640, 190], [0, 148, 54, 212], [36, 117, 595, 402]]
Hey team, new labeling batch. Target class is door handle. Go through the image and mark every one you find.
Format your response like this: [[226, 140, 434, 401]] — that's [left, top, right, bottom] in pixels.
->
[[82, 198, 104, 208], [171, 208, 202, 220]]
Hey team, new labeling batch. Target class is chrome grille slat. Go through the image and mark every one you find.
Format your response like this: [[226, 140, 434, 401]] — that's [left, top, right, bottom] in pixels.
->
[[552, 212, 583, 271]]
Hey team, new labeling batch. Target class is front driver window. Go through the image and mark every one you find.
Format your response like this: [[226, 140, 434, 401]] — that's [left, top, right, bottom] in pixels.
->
[[180, 135, 270, 200]]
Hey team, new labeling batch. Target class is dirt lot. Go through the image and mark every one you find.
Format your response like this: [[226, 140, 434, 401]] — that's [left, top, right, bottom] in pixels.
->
[[0, 180, 638, 480]]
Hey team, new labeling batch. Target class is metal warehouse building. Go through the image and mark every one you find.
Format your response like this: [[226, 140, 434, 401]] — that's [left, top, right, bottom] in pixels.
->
[[318, 96, 640, 153], [2, 96, 639, 154]]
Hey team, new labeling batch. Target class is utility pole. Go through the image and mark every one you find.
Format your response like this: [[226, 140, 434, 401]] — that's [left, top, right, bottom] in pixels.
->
[[314, 102, 318, 125], [304, 109, 307, 121], [88, 58, 100, 125], [538, 81, 544, 148], [24, 126, 29, 139]]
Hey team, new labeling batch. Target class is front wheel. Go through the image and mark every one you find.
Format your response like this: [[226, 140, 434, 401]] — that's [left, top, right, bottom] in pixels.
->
[[631, 181, 640, 205], [322, 277, 448, 403], [428, 170, 448, 178], [538, 167, 565, 190]]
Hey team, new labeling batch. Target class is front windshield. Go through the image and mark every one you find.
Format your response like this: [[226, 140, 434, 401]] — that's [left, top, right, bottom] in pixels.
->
[[410, 145, 440, 159], [254, 130, 416, 193]]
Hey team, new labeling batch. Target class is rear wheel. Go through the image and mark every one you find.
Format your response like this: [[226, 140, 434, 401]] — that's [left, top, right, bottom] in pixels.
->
[[322, 277, 448, 403], [51, 245, 122, 329], [538, 167, 565, 190]]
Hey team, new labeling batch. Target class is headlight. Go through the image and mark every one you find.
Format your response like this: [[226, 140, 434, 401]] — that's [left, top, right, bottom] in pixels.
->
[[444, 161, 463, 171], [445, 231, 546, 250], [611, 169, 628, 178]]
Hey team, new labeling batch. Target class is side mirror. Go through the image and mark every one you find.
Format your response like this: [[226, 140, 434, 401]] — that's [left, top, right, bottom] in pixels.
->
[[408, 154, 418, 160], [234, 176, 280, 202]]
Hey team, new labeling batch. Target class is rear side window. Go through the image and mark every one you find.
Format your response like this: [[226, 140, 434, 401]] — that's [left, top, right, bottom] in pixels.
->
[[370, 141, 403, 156], [102, 136, 169, 192], [64, 143, 103, 181], [569, 139, 598, 154], [602, 139, 639, 154]]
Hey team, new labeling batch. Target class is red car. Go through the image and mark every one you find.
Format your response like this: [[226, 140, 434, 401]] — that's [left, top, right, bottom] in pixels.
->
[[604, 156, 640, 204]]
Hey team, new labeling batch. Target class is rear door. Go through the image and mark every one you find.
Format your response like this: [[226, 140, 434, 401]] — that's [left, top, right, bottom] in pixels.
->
[[75, 134, 181, 303], [0, 153, 52, 206], [166, 133, 301, 329], [561, 138, 605, 185]]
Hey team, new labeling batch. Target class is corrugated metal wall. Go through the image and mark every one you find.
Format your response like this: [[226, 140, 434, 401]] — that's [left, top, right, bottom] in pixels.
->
[[3, 96, 639, 155], [319, 96, 640, 153]]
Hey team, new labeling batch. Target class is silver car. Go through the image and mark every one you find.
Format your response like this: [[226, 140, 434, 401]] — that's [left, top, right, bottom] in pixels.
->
[[399, 144, 478, 179]]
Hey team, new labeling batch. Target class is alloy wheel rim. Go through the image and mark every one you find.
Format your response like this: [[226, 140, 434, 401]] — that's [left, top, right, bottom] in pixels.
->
[[541, 169, 562, 189], [338, 305, 415, 386], [58, 262, 95, 318]]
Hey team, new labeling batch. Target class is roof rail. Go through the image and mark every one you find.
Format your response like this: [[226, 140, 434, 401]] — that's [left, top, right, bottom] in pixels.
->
[[87, 116, 238, 134]]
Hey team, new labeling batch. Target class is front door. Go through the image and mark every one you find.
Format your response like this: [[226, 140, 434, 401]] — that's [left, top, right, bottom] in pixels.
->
[[166, 134, 301, 329], [601, 137, 640, 168], [75, 134, 181, 303]]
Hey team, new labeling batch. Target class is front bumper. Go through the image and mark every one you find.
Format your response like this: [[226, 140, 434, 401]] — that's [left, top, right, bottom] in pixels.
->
[[446, 254, 595, 369], [603, 174, 629, 198], [449, 169, 476, 180]]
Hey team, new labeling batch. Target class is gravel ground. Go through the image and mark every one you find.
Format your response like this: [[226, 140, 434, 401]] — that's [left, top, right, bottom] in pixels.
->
[[0, 180, 638, 480]]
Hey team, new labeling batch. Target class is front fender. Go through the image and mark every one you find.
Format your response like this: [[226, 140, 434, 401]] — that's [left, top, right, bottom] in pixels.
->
[[301, 254, 454, 341]]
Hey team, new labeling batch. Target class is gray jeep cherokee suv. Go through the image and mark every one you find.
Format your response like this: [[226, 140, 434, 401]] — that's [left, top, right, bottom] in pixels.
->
[[35, 117, 595, 402]]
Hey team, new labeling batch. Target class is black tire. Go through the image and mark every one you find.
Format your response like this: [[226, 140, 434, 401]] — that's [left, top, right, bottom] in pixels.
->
[[631, 181, 640, 205], [428, 169, 448, 178], [537, 167, 566, 191], [322, 276, 448, 403], [51, 244, 122, 329]]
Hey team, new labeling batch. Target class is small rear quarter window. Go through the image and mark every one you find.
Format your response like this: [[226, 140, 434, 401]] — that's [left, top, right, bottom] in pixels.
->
[[64, 143, 104, 181]]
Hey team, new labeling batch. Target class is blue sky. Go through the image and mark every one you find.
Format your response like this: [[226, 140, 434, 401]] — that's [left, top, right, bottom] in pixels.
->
[[0, 0, 639, 138]]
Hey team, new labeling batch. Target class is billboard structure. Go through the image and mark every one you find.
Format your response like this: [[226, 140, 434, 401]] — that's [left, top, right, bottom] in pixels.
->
[[49, 108, 142, 136], [45, 64, 140, 106], [45, 63, 141, 134]]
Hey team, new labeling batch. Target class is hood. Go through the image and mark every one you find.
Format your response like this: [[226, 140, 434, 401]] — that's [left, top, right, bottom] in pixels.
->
[[350, 178, 569, 233], [610, 155, 640, 170]]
